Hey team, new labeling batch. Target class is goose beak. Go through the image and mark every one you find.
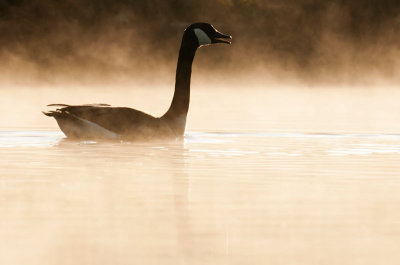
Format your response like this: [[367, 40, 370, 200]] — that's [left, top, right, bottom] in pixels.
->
[[213, 31, 232, 44]]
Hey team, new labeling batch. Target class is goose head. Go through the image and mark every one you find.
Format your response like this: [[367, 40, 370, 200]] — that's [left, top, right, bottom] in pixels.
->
[[185, 23, 232, 47]]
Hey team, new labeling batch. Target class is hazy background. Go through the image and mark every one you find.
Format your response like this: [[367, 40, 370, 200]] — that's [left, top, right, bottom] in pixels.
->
[[1, 0, 400, 85], [1, 0, 400, 132]]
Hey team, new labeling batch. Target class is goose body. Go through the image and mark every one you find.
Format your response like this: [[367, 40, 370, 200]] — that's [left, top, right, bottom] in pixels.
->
[[43, 23, 231, 140]]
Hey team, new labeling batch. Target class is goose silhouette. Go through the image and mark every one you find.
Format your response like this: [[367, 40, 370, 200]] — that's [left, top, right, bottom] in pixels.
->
[[43, 23, 231, 140]]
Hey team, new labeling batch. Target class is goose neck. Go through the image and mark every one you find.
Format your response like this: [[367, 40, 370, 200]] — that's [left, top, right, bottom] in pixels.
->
[[162, 39, 198, 135]]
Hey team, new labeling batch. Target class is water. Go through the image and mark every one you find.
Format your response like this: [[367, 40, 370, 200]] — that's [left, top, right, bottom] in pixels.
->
[[1, 130, 400, 265]]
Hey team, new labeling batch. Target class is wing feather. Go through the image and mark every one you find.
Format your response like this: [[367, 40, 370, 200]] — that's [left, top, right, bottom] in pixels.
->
[[46, 104, 157, 136]]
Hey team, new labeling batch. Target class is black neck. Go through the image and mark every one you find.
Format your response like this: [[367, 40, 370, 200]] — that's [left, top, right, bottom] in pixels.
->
[[162, 33, 198, 136]]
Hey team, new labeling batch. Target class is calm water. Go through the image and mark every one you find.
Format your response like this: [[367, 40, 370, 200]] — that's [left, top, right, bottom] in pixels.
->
[[1, 130, 400, 265]]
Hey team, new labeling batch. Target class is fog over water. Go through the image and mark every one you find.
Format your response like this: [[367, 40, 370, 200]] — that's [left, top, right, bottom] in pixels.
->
[[1, 1, 400, 265], [1, 1, 399, 131]]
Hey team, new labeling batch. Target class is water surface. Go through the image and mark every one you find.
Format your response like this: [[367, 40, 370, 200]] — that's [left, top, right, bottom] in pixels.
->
[[1, 130, 400, 265]]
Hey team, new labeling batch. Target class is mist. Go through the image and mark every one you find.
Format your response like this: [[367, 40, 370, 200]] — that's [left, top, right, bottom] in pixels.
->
[[3, 2, 400, 265], [1, 0, 399, 86]]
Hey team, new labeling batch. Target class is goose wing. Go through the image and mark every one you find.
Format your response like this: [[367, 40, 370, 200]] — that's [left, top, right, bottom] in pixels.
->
[[45, 104, 157, 136]]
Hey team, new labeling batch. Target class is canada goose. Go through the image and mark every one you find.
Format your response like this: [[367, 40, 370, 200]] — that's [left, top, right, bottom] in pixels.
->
[[43, 23, 231, 140]]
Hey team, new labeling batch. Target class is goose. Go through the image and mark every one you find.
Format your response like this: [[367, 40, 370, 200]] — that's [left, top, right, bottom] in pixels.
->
[[43, 22, 231, 141]]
